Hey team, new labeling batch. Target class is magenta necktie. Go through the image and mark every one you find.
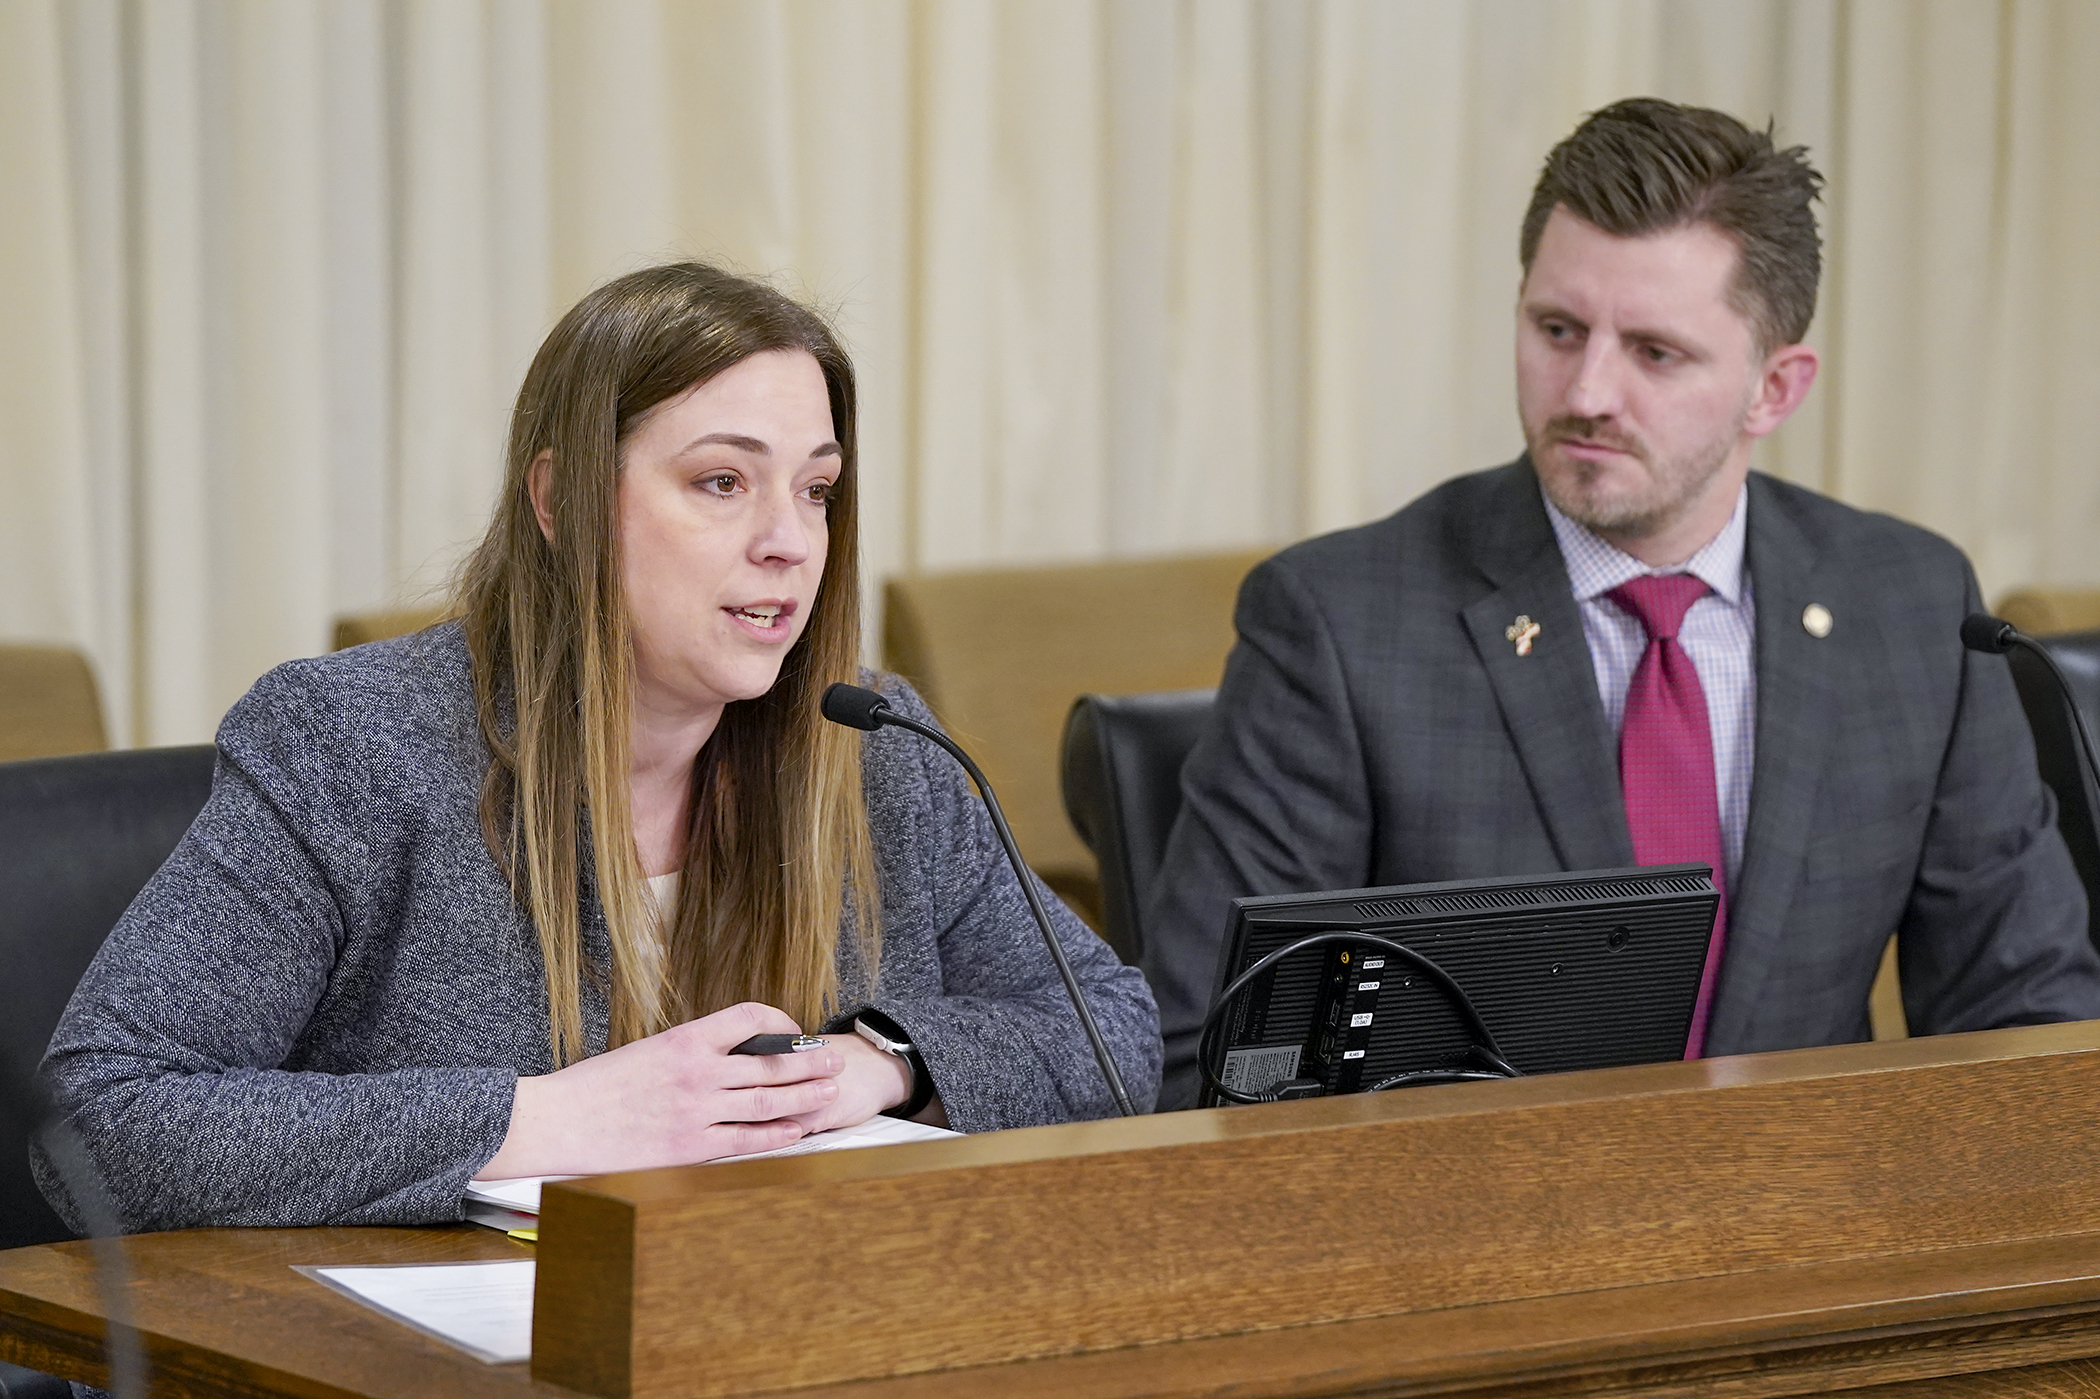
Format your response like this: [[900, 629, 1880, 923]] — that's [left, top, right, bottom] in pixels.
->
[[1608, 575, 1727, 1058]]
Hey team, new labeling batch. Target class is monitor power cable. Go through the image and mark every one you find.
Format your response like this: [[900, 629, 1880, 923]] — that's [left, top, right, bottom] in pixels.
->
[[1198, 931, 1521, 1105]]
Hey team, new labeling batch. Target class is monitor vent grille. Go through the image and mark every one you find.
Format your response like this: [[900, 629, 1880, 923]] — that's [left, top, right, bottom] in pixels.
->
[[1353, 870, 1708, 922], [1355, 887, 1544, 919]]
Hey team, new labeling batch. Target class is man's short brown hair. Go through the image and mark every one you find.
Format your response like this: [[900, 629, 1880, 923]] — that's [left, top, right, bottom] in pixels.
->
[[1520, 97, 1824, 356]]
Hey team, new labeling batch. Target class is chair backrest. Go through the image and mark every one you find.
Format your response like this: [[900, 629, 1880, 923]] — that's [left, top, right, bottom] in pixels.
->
[[1996, 588, 2100, 638], [0, 645, 107, 763], [0, 746, 216, 1249], [332, 607, 447, 652], [884, 550, 1263, 906], [1060, 690, 1217, 964], [2008, 630, 2100, 951]]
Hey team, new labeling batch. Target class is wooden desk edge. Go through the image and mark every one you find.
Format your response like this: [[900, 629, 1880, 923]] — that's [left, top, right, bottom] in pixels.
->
[[547, 1023, 2100, 1210], [9, 1230, 2100, 1399], [0, 1229, 568, 1399], [0, 1282, 114, 1392]]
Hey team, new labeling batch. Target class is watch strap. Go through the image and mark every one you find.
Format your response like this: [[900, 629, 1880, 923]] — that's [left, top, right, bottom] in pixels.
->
[[850, 1008, 935, 1119]]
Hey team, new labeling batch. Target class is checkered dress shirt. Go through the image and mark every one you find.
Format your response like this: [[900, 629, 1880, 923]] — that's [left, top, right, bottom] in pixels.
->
[[1541, 485, 1756, 888]]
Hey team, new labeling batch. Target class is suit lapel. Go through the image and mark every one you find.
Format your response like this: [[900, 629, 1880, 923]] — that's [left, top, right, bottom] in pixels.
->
[[1705, 475, 1836, 1046], [1459, 464, 1634, 873]]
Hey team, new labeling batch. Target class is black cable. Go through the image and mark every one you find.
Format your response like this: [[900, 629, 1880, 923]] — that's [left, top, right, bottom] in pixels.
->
[[1363, 1069, 1512, 1092], [1961, 614, 2100, 796], [1198, 930, 1521, 1105], [2010, 636, 2100, 800]]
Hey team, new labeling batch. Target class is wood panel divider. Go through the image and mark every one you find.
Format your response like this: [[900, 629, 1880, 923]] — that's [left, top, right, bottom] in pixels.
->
[[530, 1021, 2100, 1398]]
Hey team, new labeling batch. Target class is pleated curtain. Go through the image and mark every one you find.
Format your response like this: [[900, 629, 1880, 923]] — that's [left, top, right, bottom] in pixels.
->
[[3, 0, 2095, 745]]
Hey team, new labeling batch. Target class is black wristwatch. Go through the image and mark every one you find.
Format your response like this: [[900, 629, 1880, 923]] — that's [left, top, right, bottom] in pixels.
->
[[849, 1009, 935, 1119]]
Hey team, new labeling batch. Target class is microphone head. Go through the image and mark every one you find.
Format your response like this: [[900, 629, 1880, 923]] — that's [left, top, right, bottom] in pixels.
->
[[1960, 613, 2018, 655], [821, 682, 892, 731]]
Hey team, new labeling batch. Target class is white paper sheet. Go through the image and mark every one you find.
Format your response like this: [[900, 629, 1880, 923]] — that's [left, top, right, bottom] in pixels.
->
[[467, 1115, 959, 1217], [297, 1259, 535, 1364], [464, 1174, 577, 1217]]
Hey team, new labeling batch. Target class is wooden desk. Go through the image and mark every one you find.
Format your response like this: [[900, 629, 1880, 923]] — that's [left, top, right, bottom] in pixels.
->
[[8, 1025, 2100, 1398], [0, 1225, 547, 1396]]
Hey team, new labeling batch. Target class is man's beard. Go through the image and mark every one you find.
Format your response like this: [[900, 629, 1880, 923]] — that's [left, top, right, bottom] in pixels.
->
[[1528, 413, 1740, 540]]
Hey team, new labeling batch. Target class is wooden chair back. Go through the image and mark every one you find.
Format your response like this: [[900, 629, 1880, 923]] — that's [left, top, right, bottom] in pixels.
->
[[331, 607, 448, 652], [0, 646, 107, 763], [883, 550, 1266, 911], [1996, 587, 2100, 636]]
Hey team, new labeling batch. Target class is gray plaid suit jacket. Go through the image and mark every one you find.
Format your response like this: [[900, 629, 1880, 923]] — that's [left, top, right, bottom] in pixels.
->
[[1145, 459, 2100, 1110]]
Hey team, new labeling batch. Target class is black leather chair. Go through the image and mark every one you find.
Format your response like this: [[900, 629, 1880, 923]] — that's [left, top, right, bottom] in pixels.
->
[[1060, 690, 1216, 965], [2009, 630, 2100, 951], [0, 1355, 71, 1394], [0, 745, 216, 1253]]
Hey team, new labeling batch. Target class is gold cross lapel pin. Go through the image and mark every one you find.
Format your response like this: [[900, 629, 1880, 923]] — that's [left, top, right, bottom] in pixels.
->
[[1505, 615, 1541, 657]]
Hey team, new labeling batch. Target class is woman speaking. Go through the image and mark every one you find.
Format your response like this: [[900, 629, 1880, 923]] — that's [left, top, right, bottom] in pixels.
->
[[36, 264, 1160, 1232]]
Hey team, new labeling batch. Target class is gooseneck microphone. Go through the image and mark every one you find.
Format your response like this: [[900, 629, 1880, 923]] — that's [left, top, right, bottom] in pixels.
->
[[0, 1056, 147, 1397], [821, 683, 1138, 1117], [1962, 612, 2100, 805], [1959, 613, 2022, 654]]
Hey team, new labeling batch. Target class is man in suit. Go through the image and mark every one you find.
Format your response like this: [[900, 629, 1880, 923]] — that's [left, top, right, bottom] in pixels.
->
[[1145, 97, 2100, 1111]]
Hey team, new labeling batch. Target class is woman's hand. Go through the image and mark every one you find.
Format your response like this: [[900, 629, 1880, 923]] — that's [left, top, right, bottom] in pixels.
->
[[477, 1001, 843, 1180], [786, 1031, 916, 1136]]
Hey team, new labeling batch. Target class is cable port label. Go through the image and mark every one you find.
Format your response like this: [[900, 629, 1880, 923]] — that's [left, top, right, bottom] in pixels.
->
[[1219, 1044, 1303, 1096]]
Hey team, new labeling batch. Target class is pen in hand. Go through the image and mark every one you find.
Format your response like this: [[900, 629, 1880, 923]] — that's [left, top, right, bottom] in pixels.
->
[[729, 1034, 830, 1056]]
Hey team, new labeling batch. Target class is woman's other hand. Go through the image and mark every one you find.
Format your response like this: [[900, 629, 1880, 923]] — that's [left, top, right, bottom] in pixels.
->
[[478, 1001, 841, 1179], [784, 1030, 917, 1136]]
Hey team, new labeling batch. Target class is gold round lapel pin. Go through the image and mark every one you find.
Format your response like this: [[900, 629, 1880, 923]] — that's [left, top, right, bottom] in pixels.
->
[[1801, 603, 1833, 638]]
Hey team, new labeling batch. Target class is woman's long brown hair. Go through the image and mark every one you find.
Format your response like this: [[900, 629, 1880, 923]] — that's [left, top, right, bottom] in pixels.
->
[[455, 263, 879, 1064]]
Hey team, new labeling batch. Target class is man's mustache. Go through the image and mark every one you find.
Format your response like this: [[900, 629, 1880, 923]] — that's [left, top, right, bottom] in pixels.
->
[[1542, 416, 1647, 462]]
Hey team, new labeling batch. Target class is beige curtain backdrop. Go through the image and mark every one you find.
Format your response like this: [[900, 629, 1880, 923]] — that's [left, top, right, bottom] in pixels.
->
[[3, 0, 2096, 746]]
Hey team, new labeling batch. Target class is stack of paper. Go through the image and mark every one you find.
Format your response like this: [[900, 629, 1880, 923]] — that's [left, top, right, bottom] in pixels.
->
[[296, 1260, 536, 1364]]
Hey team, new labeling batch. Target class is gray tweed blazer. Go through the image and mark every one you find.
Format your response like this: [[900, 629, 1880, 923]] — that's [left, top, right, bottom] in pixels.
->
[[1146, 460, 2100, 1109], [36, 625, 1159, 1233]]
